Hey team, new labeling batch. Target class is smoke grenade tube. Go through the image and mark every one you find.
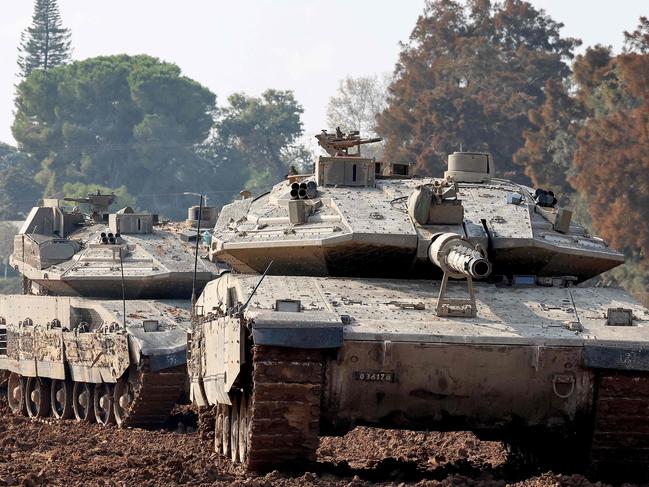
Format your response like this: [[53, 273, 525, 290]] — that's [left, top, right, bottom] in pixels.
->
[[306, 181, 317, 199]]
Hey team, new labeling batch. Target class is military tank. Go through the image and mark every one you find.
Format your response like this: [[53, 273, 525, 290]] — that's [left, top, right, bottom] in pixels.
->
[[1, 192, 220, 426], [189, 130, 649, 476], [10, 191, 222, 298], [0, 295, 188, 426]]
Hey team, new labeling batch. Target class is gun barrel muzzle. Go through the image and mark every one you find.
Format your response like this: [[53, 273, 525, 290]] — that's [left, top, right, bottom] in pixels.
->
[[428, 233, 491, 279]]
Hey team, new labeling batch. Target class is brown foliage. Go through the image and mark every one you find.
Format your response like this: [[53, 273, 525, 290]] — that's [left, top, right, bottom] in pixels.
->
[[573, 104, 649, 260], [571, 18, 649, 264], [513, 79, 581, 199], [377, 0, 579, 179]]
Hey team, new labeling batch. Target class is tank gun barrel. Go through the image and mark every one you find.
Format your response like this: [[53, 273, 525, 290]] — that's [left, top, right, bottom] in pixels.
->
[[63, 196, 91, 204], [428, 233, 491, 279]]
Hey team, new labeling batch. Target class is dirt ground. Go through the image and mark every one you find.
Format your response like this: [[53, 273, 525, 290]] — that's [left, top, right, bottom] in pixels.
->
[[0, 399, 628, 487]]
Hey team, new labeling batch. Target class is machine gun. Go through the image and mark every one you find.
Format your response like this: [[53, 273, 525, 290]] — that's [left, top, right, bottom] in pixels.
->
[[428, 233, 492, 318], [63, 191, 116, 212], [316, 127, 382, 157], [64, 191, 116, 219]]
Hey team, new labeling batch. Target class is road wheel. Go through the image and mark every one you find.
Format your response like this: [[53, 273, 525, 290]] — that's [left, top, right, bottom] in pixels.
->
[[214, 404, 224, 454], [222, 402, 231, 458], [94, 383, 116, 426], [238, 390, 250, 464], [113, 375, 133, 426], [72, 382, 95, 422], [51, 379, 74, 420], [230, 395, 240, 463], [7, 373, 26, 416], [25, 377, 51, 418]]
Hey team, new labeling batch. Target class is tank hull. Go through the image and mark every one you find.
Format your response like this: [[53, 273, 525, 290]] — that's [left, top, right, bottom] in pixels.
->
[[0, 295, 190, 426], [191, 274, 649, 473], [322, 341, 590, 435]]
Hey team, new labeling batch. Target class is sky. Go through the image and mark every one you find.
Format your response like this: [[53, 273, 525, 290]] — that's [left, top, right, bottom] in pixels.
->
[[0, 0, 647, 147]]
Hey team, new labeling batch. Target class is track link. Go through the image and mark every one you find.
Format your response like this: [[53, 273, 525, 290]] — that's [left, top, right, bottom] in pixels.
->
[[119, 367, 186, 427], [590, 370, 649, 478], [246, 346, 324, 471]]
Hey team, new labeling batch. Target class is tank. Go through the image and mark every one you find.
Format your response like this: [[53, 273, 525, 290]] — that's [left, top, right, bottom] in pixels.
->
[[10, 191, 221, 298], [0, 295, 188, 426], [189, 129, 649, 476], [1, 192, 219, 426]]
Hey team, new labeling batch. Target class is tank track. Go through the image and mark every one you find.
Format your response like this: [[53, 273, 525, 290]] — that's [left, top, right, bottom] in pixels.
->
[[590, 369, 649, 478], [245, 345, 324, 471], [120, 366, 186, 427]]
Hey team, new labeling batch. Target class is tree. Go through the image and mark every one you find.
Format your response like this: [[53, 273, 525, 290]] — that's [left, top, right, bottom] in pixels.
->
[[377, 0, 579, 179], [573, 107, 649, 262], [327, 74, 390, 137], [0, 221, 19, 285], [624, 16, 649, 54], [513, 80, 582, 202], [12, 55, 216, 219], [570, 18, 649, 292], [215, 90, 309, 192], [0, 143, 43, 219], [17, 0, 72, 78]]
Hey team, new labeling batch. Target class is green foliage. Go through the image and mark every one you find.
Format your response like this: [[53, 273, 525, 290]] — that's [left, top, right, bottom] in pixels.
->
[[61, 183, 136, 212], [0, 222, 17, 262], [0, 222, 20, 295], [0, 143, 43, 219], [377, 0, 580, 179], [17, 0, 71, 78], [0, 278, 22, 295], [215, 90, 308, 193], [12, 55, 216, 219]]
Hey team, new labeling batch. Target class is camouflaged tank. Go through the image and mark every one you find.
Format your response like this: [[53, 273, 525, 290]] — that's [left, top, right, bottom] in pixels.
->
[[1, 193, 219, 426], [10, 192, 221, 298], [189, 130, 649, 476]]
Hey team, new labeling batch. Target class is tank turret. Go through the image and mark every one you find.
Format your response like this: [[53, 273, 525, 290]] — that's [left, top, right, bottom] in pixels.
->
[[10, 193, 222, 298], [209, 132, 622, 282]]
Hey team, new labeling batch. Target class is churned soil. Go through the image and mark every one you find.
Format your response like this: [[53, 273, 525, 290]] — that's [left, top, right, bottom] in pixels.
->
[[0, 399, 622, 487]]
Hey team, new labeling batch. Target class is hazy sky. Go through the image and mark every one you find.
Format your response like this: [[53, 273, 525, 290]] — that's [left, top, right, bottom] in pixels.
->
[[0, 0, 647, 147]]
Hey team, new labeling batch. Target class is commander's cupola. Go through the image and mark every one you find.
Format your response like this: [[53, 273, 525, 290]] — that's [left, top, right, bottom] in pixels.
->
[[444, 152, 492, 183]]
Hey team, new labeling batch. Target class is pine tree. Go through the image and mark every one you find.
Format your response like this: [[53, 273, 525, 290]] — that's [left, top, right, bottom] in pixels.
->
[[17, 0, 72, 78]]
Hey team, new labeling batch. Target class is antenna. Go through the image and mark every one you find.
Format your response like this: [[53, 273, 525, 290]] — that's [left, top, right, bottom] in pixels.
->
[[119, 247, 127, 329], [239, 260, 274, 313], [189, 194, 204, 307]]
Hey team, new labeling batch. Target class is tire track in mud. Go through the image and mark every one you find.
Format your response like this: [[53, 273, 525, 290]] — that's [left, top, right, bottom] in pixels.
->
[[0, 399, 624, 486]]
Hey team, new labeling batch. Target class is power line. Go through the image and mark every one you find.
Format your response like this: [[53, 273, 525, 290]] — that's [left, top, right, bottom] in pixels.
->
[[7, 190, 243, 205]]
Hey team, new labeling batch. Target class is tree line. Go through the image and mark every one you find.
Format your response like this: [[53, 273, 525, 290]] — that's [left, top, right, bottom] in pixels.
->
[[2, 0, 649, 293], [2, 0, 308, 221]]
